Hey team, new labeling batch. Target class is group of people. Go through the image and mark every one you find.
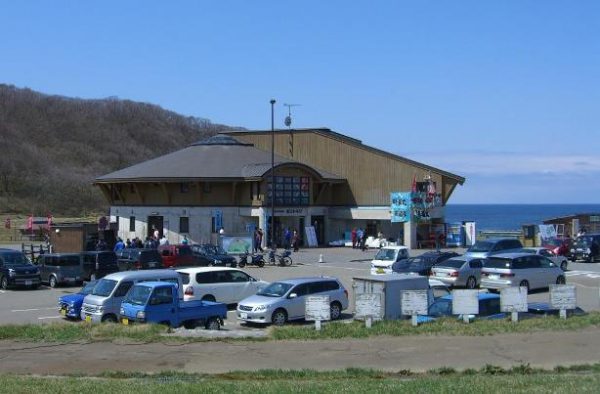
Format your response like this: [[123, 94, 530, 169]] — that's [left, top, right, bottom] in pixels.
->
[[350, 228, 368, 251], [95, 232, 191, 252], [253, 227, 301, 253]]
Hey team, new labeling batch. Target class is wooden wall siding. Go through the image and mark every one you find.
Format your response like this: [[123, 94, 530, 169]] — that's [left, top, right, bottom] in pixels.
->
[[234, 132, 454, 206], [50, 228, 84, 253]]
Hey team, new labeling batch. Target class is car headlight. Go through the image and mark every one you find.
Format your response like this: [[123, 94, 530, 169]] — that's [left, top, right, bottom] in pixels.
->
[[8, 269, 16, 277], [214, 259, 222, 265], [586, 248, 591, 254], [119, 307, 125, 315], [96, 305, 104, 312], [136, 311, 146, 320], [254, 305, 268, 312], [371, 263, 376, 268]]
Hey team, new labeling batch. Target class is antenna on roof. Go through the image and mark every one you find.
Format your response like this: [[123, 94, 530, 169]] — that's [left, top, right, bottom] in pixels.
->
[[283, 103, 301, 129]]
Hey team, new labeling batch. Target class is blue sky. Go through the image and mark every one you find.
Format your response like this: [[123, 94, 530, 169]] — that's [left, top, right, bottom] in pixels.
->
[[1, 1, 599, 203]]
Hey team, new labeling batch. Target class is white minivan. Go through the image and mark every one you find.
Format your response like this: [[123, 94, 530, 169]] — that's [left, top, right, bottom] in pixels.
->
[[370, 246, 410, 275], [177, 267, 268, 305]]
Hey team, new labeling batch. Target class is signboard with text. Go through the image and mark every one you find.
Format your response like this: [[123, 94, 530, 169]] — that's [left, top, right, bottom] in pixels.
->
[[305, 295, 331, 321], [452, 290, 479, 315], [550, 285, 577, 310], [354, 293, 383, 320], [500, 287, 528, 312], [401, 290, 429, 316]]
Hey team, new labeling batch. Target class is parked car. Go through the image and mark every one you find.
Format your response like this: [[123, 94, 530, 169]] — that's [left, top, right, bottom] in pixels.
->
[[464, 238, 523, 259], [58, 280, 97, 319], [119, 281, 227, 329], [370, 246, 410, 275], [542, 237, 572, 257], [116, 248, 163, 271], [417, 293, 506, 323], [37, 253, 84, 287], [177, 267, 268, 304], [81, 269, 183, 323], [570, 234, 600, 263], [430, 256, 484, 289], [0, 249, 41, 290], [158, 244, 197, 268], [191, 244, 237, 267], [391, 251, 459, 276], [237, 276, 349, 326], [520, 247, 569, 271], [81, 251, 120, 280], [480, 252, 566, 292]]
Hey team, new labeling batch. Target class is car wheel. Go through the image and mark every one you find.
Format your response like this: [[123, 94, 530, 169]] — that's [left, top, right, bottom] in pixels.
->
[[257, 259, 265, 268], [271, 309, 287, 326], [49, 276, 58, 288], [560, 261, 568, 271], [205, 317, 221, 330], [238, 261, 246, 268], [283, 257, 293, 267], [466, 276, 477, 289], [519, 280, 530, 292], [0, 276, 8, 290], [570, 256, 577, 262], [202, 295, 216, 302], [101, 314, 118, 323], [330, 302, 342, 320], [556, 276, 566, 285]]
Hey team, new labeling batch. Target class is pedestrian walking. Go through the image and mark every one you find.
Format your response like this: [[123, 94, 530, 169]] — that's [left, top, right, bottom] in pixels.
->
[[351, 228, 357, 249]]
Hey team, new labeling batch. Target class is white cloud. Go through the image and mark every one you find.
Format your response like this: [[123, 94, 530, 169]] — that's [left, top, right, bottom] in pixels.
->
[[408, 152, 600, 176]]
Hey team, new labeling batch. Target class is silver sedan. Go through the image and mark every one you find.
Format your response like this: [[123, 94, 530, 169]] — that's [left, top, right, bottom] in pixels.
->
[[430, 256, 483, 289]]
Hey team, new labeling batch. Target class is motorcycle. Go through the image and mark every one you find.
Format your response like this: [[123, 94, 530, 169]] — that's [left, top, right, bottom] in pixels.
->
[[238, 251, 265, 268], [268, 249, 293, 266]]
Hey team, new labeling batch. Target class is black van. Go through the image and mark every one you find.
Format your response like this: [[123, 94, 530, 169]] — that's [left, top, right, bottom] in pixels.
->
[[37, 253, 84, 287], [81, 251, 120, 280], [571, 234, 600, 263], [0, 248, 41, 290]]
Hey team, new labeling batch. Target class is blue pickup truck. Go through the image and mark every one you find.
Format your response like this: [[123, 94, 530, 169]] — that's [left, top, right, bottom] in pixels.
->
[[119, 281, 228, 329]]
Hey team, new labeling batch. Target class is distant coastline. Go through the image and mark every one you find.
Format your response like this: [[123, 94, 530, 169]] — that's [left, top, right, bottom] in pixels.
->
[[444, 204, 600, 231]]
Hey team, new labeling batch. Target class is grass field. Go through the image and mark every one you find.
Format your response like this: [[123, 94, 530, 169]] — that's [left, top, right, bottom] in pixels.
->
[[2, 365, 600, 393], [1, 313, 599, 343]]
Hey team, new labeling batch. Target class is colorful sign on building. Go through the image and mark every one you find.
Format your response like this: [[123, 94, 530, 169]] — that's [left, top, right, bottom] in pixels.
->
[[390, 192, 412, 223]]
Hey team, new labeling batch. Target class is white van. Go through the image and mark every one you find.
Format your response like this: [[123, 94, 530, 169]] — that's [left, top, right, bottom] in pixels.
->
[[370, 246, 410, 275], [81, 269, 183, 323]]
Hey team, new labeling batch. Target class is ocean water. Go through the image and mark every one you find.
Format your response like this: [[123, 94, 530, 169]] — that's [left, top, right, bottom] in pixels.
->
[[444, 204, 600, 231]]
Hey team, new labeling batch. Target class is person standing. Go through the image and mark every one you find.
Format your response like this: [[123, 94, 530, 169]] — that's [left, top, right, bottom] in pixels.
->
[[292, 229, 300, 252], [284, 228, 292, 249], [159, 234, 169, 246], [351, 228, 357, 249], [253, 228, 259, 253], [257, 228, 264, 252], [181, 235, 189, 245], [360, 230, 367, 252], [113, 238, 125, 252]]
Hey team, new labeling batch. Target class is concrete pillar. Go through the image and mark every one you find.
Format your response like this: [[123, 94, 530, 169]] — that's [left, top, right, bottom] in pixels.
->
[[404, 220, 417, 249]]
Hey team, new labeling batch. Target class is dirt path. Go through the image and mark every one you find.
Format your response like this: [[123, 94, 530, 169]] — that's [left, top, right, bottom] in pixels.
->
[[1, 328, 599, 375]]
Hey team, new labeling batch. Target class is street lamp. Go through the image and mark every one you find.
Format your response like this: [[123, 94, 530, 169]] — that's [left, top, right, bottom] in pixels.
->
[[270, 99, 276, 249]]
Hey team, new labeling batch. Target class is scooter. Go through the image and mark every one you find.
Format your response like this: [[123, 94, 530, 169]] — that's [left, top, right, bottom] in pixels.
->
[[238, 251, 265, 268]]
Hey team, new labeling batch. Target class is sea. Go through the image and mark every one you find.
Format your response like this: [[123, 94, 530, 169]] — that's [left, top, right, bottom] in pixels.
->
[[444, 204, 600, 231]]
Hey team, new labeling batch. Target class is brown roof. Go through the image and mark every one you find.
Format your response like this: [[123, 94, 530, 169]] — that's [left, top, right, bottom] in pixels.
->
[[95, 134, 344, 183]]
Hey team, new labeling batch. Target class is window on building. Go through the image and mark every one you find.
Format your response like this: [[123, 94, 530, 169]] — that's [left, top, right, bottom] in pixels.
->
[[267, 176, 309, 206], [129, 216, 135, 232], [179, 217, 189, 233]]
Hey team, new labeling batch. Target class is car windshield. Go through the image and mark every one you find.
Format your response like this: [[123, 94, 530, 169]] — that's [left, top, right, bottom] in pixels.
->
[[436, 259, 465, 269], [484, 258, 513, 269], [468, 241, 493, 253], [257, 282, 293, 297], [92, 279, 118, 297], [408, 262, 427, 271], [520, 249, 537, 254], [2, 253, 32, 266], [428, 299, 452, 317], [124, 286, 152, 306], [374, 249, 397, 261], [80, 280, 97, 295]]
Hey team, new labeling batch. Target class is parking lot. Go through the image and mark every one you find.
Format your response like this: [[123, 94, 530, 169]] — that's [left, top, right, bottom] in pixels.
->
[[1, 246, 599, 329]]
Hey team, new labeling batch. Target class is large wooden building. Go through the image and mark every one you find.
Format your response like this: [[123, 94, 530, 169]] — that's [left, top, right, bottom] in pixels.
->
[[95, 128, 465, 248]]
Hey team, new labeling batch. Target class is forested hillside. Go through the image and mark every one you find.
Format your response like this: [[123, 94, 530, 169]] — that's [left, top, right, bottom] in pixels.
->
[[0, 84, 236, 215]]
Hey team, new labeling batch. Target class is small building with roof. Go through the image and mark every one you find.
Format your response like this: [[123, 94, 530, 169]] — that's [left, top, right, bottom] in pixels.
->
[[95, 128, 465, 248]]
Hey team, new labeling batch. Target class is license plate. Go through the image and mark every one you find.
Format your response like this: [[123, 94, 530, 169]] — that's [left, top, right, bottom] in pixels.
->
[[25, 280, 32, 286], [60, 309, 66, 316], [85, 315, 92, 323], [240, 312, 248, 319], [489, 275, 499, 280], [149, 262, 156, 268], [376, 268, 385, 274], [122, 318, 129, 326]]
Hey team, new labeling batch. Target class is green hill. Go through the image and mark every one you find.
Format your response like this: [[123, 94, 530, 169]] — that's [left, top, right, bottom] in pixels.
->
[[0, 84, 237, 215]]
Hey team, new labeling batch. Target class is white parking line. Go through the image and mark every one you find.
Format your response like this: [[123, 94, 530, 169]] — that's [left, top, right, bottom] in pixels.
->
[[11, 307, 57, 313], [38, 316, 62, 320]]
